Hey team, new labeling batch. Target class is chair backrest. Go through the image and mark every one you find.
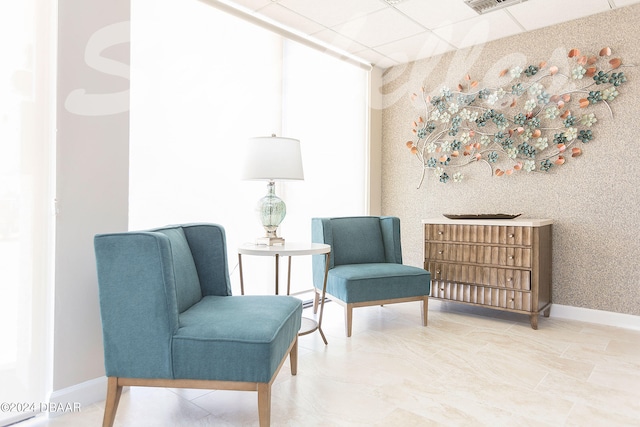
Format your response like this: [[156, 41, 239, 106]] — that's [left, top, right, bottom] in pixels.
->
[[311, 216, 404, 286], [154, 227, 203, 312], [158, 223, 232, 299], [94, 223, 232, 379]]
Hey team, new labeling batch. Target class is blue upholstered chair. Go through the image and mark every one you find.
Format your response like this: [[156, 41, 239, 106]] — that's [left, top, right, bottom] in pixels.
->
[[94, 223, 302, 427], [312, 216, 431, 337]]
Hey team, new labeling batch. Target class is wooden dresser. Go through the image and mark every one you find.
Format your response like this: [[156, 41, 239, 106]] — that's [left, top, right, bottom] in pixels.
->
[[423, 218, 552, 329]]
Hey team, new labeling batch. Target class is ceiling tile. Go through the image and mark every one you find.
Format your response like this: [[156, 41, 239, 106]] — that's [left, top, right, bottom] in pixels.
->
[[508, 0, 612, 31], [257, 4, 325, 34], [277, 0, 387, 28], [370, 57, 399, 70], [374, 31, 455, 63], [311, 29, 368, 54], [433, 9, 523, 49], [395, 0, 478, 30], [353, 49, 398, 69], [332, 8, 426, 48], [223, 0, 272, 12]]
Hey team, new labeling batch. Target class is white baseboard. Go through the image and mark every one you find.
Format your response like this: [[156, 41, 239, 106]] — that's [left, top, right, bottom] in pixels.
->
[[47, 376, 107, 418], [550, 303, 640, 331], [430, 299, 640, 331]]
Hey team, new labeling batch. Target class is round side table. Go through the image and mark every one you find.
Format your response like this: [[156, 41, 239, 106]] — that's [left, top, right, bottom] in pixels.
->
[[237, 242, 331, 344]]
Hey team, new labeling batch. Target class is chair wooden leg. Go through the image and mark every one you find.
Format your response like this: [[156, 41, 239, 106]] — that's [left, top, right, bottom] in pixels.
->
[[345, 304, 353, 337], [102, 377, 123, 427], [257, 383, 271, 427], [289, 336, 298, 376], [421, 296, 429, 327]]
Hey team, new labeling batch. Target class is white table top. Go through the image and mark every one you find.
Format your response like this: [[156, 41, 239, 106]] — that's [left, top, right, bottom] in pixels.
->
[[422, 217, 553, 227], [238, 242, 331, 256]]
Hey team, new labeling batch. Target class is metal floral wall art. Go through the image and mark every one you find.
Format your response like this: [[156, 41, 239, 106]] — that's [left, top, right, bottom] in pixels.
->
[[406, 47, 630, 186]]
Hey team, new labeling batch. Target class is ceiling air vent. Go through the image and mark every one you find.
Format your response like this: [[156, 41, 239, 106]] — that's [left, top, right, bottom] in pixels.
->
[[464, 0, 529, 14]]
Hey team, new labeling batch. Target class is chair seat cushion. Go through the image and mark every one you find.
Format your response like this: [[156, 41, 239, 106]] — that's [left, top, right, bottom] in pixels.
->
[[172, 295, 302, 383], [326, 263, 431, 304]]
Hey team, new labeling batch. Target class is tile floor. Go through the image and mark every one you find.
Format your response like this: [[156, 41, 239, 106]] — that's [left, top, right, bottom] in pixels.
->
[[23, 300, 640, 426]]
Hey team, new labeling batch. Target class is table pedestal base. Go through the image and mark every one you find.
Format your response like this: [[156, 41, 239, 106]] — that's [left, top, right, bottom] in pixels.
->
[[298, 317, 327, 344]]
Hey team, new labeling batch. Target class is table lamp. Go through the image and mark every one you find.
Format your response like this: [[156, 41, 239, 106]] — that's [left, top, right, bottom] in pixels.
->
[[241, 135, 304, 245]]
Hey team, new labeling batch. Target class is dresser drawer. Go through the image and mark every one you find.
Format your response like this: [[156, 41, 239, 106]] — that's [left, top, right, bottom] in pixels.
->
[[431, 281, 532, 311], [425, 242, 532, 268], [424, 224, 532, 245], [427, 261, 531, 290]]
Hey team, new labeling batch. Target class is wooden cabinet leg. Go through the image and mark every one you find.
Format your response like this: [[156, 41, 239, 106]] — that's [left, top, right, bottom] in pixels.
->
[[530, 313, 539, 330], [543, 306, 551, 317]]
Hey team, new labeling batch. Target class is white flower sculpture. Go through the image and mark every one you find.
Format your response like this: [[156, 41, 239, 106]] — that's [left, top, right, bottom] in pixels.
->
[[405, 47, 630, 186]]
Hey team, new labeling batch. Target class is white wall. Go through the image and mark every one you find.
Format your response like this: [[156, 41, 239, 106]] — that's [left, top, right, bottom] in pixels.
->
[[54, 0, 129, 390], [369, 67, 384, 215]]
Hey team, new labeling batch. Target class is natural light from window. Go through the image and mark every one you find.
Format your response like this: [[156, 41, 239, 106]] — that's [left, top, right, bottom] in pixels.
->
[[0, 1, 54, 425], [130, 0, 368, 295]]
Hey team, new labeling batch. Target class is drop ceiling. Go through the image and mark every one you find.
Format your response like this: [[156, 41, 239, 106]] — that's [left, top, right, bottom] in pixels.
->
[[209, 0, 640, 69]]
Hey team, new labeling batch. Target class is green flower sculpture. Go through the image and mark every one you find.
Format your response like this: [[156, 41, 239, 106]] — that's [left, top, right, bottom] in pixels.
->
[[405, 47, 631, 186]]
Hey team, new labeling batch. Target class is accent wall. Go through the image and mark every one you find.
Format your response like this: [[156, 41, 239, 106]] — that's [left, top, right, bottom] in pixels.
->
[[380, 4, 640, 316]]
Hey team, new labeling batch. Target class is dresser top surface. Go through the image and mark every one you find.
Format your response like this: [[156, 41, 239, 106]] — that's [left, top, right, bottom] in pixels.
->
[[422, 218, 553, 227]]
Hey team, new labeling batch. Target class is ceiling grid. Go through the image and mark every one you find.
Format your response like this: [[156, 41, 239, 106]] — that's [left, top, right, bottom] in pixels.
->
[[206, 0, 640, 69]]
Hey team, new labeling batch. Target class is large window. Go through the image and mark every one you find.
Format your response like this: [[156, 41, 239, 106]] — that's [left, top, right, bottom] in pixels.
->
[[130, 0, 368, 294], [0, 1, 55, 425]]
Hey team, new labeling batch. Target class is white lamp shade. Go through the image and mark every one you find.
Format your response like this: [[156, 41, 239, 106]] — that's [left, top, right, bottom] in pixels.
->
[[241, 136, 304, 181]]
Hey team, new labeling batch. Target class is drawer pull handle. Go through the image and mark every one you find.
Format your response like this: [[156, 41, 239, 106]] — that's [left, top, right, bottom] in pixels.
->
[[507, 277, 513, 282], [509, 234, 515, 238], [438, 230, 444, 235], [435, 270, 441, 274], [508, 255, 514, 260], [438, 250, 444, 255]]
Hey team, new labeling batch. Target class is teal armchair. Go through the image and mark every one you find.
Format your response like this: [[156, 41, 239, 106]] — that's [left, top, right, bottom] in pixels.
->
[[312, 216, 430, 337], [94, 223, 302, 427]]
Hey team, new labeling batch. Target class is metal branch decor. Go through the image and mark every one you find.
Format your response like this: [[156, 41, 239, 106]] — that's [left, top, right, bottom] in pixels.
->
[[406, 47, 631, 187]]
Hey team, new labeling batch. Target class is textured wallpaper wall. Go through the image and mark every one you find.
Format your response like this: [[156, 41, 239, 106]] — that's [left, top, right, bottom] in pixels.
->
[[380, 5, 640, 316]]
